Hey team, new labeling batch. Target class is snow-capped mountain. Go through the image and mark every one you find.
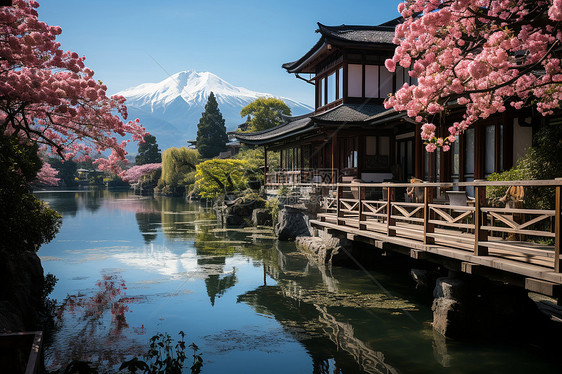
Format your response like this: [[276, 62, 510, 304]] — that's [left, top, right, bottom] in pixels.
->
[[117, 70, 312, 151]]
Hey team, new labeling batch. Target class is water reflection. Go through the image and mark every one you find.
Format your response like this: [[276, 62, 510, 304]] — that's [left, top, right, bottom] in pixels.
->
[[49, 273, 146, 370], [37, 191, 560, 374]]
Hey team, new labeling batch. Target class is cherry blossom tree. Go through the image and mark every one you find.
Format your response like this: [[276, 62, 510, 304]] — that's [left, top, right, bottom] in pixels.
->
[[0, 0, 146, 172], [120, 163, 161, 183], [35, 161, 59, 186], [384, 0, 562, 152]]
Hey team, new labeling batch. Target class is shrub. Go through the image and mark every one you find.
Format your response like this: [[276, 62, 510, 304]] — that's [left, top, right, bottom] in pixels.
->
[[195, 159, 251, 199]]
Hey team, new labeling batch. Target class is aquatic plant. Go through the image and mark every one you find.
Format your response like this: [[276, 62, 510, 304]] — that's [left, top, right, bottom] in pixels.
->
[[119, 331, 203, 374]]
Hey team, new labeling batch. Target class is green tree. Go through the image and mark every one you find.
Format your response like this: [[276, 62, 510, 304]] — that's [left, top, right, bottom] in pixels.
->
[[240, 97, 291, 132], [135, 134, 162, 165], [0, 136, 61, 253], [196, 92, 228, 159], [158, 147, 199, 196], [49, 157, 78, 187], [195, 159, 250, 198], [487, 121, 562, 210]]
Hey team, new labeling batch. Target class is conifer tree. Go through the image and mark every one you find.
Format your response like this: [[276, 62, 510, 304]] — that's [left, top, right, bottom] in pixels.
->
[[135, 134, 162, 165], [196, 92, 228, 159]]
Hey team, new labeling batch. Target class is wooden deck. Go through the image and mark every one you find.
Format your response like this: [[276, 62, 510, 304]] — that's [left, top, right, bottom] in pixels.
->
[[308, 179, 562, 296]]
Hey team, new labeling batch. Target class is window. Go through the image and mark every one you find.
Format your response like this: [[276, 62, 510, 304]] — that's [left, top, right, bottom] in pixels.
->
[[451, 138, 460, 188], [365, 65, 379, 98], [338, 67, 343, 99], [484, 125, 495, 177], [303, 146, 310, 169], [348, 64, 363, 97], [380, 65, 393, 98], [327, 72, 336, 103], [318, 78, 324, 107], [396, 66, 405, 90], [364, 136, 390, 170], [464, 128, 475, 196]]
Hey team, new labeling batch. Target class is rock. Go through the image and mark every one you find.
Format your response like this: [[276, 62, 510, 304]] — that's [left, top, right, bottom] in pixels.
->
[[432, 297, 466, 338], [275, 206, 312, 240], [295, 232, 352, 265], [433, 277, 467, 300], [215, 195, 266, 227], [252, 208, 272, 226], [0, 249, 45, 332]]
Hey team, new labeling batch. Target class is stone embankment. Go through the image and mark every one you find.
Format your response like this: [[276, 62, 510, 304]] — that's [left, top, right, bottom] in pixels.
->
[[0, 249, 47, 332]]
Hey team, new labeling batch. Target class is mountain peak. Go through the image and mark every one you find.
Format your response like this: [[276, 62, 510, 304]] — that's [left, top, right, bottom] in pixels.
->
[[117, 70, 313, 150]]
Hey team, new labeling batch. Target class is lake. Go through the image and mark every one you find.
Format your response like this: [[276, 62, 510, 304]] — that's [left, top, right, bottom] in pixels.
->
[[37, 189, 559, 373]]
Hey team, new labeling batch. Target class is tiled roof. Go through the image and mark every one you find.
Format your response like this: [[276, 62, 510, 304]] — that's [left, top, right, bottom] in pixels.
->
[[317, 23, 396, 45], [234, 104, 395, 144], [283, 22, 397, 73], [234, 116, 314, 143], [312, 104, 388, 123]]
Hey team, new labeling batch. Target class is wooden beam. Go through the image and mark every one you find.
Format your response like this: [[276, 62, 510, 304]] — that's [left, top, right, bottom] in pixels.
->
[[424, 186, 434, 244], [358, 186, 366, 230], [461, 261, 482, 274], [410, 249, 429, 260], [337, 185, 344, 225], [554, 183, 562, 273], [386, 187, 396, 236], [474, 184, 488, 256], [525, 278, 562, 298], [264, 146, 268, 183]]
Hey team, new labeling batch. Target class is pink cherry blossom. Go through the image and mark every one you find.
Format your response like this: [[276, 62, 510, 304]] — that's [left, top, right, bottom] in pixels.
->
[[35, 162, 59, 186], [120, 163, 161, 183], [425, 143, 437, 152], [0, 1, 146, 173], [386, 0, 562, 151]]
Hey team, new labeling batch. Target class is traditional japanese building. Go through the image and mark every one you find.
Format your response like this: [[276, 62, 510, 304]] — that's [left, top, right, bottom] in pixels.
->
[[235, 19, 539, 195]]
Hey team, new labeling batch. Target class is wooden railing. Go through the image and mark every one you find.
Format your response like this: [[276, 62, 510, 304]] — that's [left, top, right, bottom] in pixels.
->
[[318, 179, 562, 273], [0, 331, 43, 374], [265, 169, 335, 185]]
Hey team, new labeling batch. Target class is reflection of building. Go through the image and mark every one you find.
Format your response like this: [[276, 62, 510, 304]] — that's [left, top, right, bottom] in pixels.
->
[[238, 243, 403, 374]]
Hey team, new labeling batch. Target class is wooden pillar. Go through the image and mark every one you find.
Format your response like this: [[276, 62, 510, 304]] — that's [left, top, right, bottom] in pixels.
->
[[332, 134, 338, 184], [358, 185, 366, 230], [337, 184, 344, 225], [424, 186, 434, 244], [554, 178, 562, 273], [264, 146, 268, 185], [474, 184, 488, 256], [414, 124, 423, 179], [386, 187, 396, 236]]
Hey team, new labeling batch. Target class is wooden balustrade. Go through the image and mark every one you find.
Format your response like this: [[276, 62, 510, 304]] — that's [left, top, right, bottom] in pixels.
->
[[321, 179, 562, 273]]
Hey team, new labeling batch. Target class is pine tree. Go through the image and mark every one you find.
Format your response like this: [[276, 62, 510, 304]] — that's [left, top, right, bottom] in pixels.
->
[[135, 134, 162, 165], [196, 92, 228, 159]]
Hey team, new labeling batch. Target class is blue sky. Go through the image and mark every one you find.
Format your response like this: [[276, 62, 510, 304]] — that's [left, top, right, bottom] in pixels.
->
[[38, 0, 401, 107]]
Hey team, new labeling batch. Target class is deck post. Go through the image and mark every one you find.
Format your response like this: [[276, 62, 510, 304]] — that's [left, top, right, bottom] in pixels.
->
[[474, 183, 489, 256], [358, 185, 366, 230], [264, 146, 268, 185], [337, 184, 344, 226], [555, 180, 561, 272], [424, 186, 434, 245], [387, 186, 396, 237]]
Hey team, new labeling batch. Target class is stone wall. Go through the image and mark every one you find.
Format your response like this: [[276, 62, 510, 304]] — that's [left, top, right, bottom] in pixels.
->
[[0, 249, 46, 332]]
